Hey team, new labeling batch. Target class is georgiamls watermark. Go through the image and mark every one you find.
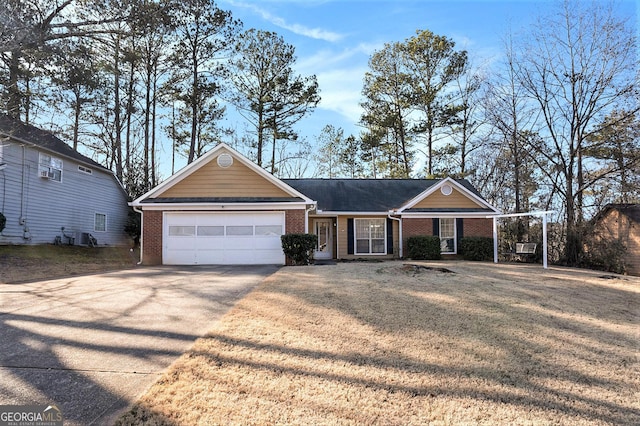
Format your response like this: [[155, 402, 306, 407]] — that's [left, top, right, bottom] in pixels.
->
[[0, 405, 63, 426]]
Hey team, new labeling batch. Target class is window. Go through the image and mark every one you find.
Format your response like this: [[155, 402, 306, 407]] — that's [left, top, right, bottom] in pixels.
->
[[39, 153, 63, 181], [226, 225, 253, 236], [78, 165, 93, 175], [355, 218, 386, 255], [255, 225, 282, 236], [168, 226, 195, 236], [95, 213, 107, 232], [197, 226, 224, 236], [439, 218, 455, 254]]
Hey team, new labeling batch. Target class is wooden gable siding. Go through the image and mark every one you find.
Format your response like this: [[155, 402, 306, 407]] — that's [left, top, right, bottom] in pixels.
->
[[159, 152, 290, 198], [0, 144, 129, 246], [413, 187, 483, 209]]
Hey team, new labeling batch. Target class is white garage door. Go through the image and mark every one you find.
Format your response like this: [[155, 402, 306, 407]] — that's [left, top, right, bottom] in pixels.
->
[[164, 212, 285, 265]]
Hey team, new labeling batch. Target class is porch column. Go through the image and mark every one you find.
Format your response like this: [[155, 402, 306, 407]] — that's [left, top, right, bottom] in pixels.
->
[[493, 216, 498, 264]]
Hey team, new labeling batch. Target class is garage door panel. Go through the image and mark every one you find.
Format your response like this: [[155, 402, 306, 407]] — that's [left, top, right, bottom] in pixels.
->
[[254, 238, 281, 250], [164, 212, 286, 265]]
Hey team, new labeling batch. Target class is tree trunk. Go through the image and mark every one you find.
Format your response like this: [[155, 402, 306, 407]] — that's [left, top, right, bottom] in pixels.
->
[[113, 36, 123, 182], [7, 50, 21, 119]]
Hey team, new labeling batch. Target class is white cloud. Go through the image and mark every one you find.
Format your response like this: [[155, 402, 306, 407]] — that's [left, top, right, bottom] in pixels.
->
[[227, 1, 344, 42], [315, 67, 367, 124]]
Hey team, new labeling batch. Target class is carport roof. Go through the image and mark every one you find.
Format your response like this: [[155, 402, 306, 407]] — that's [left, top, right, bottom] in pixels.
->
[[282, 178, 486, 212]]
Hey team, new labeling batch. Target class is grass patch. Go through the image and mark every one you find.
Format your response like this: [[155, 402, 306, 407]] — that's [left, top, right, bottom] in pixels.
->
[[0, 244, 137, 283], [117, 261, 640, 425]]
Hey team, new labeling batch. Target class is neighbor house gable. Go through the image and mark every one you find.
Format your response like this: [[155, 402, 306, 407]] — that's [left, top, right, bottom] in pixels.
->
[[131, 143, 313, 205], [398, 178, 500, 214]]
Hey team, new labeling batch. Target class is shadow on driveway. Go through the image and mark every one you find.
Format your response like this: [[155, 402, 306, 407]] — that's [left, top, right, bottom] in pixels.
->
[[0, 265, 278, 425]]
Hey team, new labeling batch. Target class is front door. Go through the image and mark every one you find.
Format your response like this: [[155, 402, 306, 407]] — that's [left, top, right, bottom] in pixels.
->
[[314, 219, 333, 260]]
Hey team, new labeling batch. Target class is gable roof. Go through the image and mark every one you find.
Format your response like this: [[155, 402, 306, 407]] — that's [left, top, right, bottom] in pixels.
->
[[0, 114, 108, 170], [597, 204, 640, 224], [398, 177, 500, 213], [283, 178, 498, 214], [131, 143, 314, 206]]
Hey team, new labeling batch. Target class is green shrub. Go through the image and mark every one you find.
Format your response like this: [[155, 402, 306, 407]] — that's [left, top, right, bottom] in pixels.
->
[[459, 237, 494, 261], [0, 212, 5, 233], [407, 236, 441, 260], [281, 233, 318, 265]]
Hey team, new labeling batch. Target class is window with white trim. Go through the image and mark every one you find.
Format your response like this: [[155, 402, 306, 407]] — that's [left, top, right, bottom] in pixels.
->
[[95, 213, 107, 232], [355, 218, 386, 255], [39, 153, 63, 181], [439, 218, 455, 253]]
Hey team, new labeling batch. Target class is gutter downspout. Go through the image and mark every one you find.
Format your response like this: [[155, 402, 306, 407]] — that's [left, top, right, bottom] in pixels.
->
[[388, 212, 402, 258], [305, 202, 316, 234], [133, 206, 143, 265]]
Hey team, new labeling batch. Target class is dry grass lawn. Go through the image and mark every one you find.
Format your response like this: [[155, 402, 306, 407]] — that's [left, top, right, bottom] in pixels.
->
[[0, 245, 137, 283], [117, 261, 639, 425]]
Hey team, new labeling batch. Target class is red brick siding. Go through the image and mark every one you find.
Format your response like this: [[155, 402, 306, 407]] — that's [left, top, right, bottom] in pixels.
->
[[463, 218, 493, 238], [402, 218, 434, 255], [142, 210, 163, 265], [285, 209, 306, 234], [401, 217, 493, 256]]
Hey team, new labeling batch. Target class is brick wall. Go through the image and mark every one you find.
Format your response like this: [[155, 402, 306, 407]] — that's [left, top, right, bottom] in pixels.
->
[[402, 218, 434, 255], [142, 210, 163, 265], [463, 218, 493, 238], [285, 209, 306, 234], [401, 217, 493, 255]]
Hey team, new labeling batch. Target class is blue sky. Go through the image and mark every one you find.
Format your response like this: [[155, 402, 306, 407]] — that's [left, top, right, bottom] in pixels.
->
[[215, 0, 635, 146]]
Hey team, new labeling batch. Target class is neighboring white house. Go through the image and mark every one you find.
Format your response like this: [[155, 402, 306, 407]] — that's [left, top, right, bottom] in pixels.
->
[[0, 114, 130, 246]]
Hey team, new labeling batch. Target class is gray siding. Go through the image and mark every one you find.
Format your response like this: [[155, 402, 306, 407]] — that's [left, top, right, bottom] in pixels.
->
[[0, 144, 130, 246]]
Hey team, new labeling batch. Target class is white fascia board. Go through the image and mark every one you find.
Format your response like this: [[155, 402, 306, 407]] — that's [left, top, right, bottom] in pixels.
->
[[401, 211, 502, 219], [130, 144, 226, 204], [131, 142, 315, 205], [132, 202, 309, 211], [314, 211, 392, 216], [399, 177, 500, 213]]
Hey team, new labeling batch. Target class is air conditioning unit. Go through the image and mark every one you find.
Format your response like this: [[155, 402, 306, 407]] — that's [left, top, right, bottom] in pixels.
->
[[40, 170, 50, 178]]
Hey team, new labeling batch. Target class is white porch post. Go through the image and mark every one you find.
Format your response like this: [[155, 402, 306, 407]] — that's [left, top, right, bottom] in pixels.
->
[[493, 216, 498, 264], [542, 213, 548, 269]]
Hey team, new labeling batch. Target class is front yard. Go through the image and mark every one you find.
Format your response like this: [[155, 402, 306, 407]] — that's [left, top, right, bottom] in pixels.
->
[[0, 245, 137, 283], [117, 261, 639, 425]]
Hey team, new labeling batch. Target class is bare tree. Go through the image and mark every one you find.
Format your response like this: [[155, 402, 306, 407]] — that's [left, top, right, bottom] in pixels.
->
[[514, 0, 637, 264]]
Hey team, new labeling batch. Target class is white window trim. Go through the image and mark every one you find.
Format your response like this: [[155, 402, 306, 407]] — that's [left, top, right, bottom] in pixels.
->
[[78, 165, 93, 174], [354, 218, 387, 255], [439, 218, 456, 254], [38, 152, 63, 182], [94, 212, 107, 232]]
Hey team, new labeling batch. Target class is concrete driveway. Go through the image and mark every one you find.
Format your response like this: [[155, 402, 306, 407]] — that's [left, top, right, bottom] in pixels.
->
[[0, 265, 278, 425]]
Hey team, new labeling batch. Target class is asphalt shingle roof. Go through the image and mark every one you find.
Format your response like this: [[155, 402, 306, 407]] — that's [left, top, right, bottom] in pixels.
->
[[283, 178, 487, 212], [0, 114, 107, 170], [603, 204, 640, 224]]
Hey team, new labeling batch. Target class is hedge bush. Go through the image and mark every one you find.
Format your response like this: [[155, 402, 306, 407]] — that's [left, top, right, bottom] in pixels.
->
[[407, 235, 441, 260], [0, 212, 5, 233], [281, 233, 318, 265], [459, 237, 494, 261]]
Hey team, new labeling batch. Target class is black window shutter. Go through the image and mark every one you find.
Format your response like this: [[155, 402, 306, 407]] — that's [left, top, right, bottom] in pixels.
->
[[456, 218, 464, 247], [347, 218, 354, 254], [432, 218, 440, 236], [386, 218, 393, 254]]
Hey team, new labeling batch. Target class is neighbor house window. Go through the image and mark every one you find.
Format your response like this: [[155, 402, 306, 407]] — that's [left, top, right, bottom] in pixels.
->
[[39, 153, 63, 181], [439, 218, 455, 254], [355, 218, 386, 255], [95, 213, 107, 232]]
